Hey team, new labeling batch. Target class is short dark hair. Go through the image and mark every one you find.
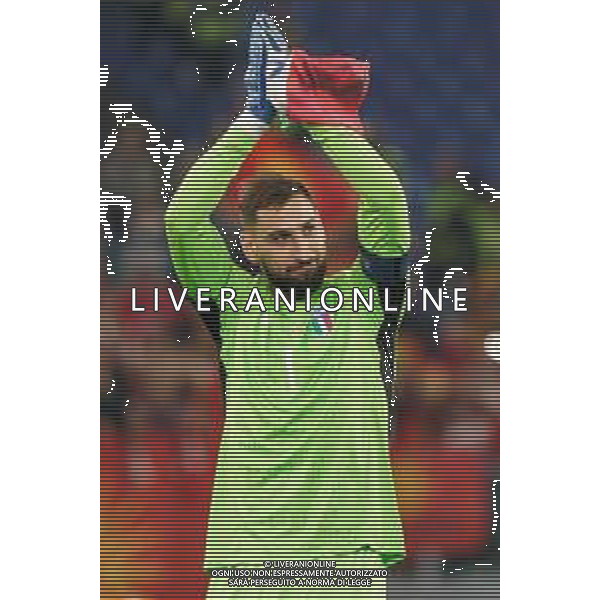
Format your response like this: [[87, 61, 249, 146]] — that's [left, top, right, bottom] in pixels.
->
[[243, 176, 312, 225]]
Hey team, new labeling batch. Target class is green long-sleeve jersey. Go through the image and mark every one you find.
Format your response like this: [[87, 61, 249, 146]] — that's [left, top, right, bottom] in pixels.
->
[[165, 111, 411, 570], [165, 112, 410, 293]]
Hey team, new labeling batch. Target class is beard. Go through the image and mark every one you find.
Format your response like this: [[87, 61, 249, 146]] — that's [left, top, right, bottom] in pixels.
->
[[262, 261, 327, 295]]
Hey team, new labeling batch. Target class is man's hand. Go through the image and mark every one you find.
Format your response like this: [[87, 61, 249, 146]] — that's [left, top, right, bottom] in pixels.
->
[[244, 14, 291, 124], [261, 15, 291, 118]]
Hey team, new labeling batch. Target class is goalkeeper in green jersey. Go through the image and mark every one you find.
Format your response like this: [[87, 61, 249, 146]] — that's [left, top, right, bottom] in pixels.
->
[[165, 13, 411, 598]]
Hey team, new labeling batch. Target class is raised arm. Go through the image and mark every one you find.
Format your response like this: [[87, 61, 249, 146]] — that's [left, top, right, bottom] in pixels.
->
[[258, 24, 412, 258], [306, 125, 411, 258], [165, 111, 266, 292], [165, 9, 290, 293]]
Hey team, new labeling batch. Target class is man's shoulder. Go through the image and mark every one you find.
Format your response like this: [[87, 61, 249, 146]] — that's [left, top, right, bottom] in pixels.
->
[[324, 259, 373, 290]]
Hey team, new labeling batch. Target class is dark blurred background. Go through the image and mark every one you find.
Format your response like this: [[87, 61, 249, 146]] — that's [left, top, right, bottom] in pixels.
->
[[100, 1, 499, 598]]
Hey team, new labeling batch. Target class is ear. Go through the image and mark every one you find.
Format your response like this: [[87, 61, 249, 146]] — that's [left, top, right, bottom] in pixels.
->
[[240, 227, 259, 264]]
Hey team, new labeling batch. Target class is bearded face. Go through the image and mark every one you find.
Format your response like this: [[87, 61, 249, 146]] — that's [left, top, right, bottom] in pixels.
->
[[242, 194, 328, 292]]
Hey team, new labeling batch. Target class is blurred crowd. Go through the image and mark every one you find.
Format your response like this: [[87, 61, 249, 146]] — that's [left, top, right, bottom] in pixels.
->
[[100, 1, 499, 598]]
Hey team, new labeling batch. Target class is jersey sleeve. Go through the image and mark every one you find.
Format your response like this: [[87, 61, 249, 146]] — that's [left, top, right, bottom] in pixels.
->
[[305, 125, 411, 257], [165, 112, 266, 293]]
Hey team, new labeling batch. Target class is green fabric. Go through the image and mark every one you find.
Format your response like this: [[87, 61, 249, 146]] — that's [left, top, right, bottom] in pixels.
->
[[306, 125, 411, 256], [165, 112, 266, 295], [165, 114, 409, 569]]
